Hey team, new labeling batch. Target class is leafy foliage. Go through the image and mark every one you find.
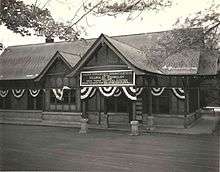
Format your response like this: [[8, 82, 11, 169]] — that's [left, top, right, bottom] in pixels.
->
[[175, 3, 220, 50], [0, 0, 79, 40], [90, 0, 172, 16], [0, 0, 172, 40]]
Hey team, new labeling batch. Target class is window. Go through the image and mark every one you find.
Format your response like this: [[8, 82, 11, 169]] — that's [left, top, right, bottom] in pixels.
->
[[107, 96, 128, 113], [49, 89, 76, 111], [0, 93, 11, 109], [152, 89, 170, 114], [0, 97, 3, 109]]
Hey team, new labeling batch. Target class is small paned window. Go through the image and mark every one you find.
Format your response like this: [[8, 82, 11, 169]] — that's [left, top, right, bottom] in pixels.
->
[[0, 93, 11, 109], [49, 89, 76, 111], [107, 96, 128, 113], [50, 90, 56, 104], [152, 89, 169, 114], [0, 97, 3, 109]]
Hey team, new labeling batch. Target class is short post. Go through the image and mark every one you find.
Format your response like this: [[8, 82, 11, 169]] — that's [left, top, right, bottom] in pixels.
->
[[79, 118, 88, 134], [147, 116, 154, 131], [101, 113, 109, 128], [130, 120, 139, 136]]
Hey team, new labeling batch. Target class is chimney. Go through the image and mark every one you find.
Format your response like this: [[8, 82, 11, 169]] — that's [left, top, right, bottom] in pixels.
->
[[46, 37, 54, 43]]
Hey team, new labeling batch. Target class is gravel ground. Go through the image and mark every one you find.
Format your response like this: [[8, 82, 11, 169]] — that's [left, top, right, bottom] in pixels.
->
[[0, 124, 219, 172]]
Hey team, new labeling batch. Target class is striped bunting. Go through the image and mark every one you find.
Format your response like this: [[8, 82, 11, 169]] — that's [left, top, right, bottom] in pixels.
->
[[0, 90, 9, 98], [172, 88, 185, 99], [81, 87, 97, 100], [12, 89, 25, 98], [29, 89, 41, 97], [99, 87, 117, 97], [151, 87, 165, 96]]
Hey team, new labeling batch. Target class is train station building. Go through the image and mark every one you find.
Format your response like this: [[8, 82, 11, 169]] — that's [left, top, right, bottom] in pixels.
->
[[0, 28, 219, 130]]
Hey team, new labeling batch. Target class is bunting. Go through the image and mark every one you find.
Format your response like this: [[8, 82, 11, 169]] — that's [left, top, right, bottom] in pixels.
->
[[99, 87, 117, 97], [12, 89, 25, 98], [89, 87, 97, 98], [114, 88, 122, 97], [29, 89, 41, 97], [122, 87, 137, 100], [81, 87, 94, 100], [172, 88, 185, 99], [52, 86, 70, 100], [151, 87, 165, 96], [0, 90, 9, 98]]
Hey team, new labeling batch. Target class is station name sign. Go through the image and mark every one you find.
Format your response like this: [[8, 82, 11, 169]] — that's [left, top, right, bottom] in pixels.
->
[[80, 70, 135, 86]]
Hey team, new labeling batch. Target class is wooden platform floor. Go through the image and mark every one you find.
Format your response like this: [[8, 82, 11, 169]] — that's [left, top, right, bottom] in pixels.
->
[[0, 124, 219, 171]]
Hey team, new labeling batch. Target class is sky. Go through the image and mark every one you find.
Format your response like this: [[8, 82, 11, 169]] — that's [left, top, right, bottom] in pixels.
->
[[0, 0, 217, 47]]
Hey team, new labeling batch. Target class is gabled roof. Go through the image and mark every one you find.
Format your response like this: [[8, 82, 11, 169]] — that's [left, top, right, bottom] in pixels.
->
[[0, 39, 94, 80], [0, 28, 219, 81], [160, 49, 200, 75], [59, 51, 81, 67], [197, 50, 219, 75], [104, 35, 162, 74], [68, 34, 162, 77]]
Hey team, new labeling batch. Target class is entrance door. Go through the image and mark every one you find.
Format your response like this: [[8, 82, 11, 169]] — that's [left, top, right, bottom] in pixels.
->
[[105, 95, 131, 127]]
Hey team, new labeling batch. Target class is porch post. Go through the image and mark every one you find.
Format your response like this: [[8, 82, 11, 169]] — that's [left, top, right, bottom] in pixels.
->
[[197, 87, 200, 109], [148, 87, 152, 116], [79, 99, 88, 134], [184, 77, 189, 128], [147, 86, 154, 130], [102, 97, 109, 128], [132, 101, 136, 121], [82, 100, 87, 118]]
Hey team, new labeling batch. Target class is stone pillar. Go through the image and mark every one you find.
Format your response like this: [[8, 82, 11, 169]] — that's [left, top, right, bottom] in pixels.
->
[[147, 116, 154, 131], [130, 120, 139, 136], [79, 118, 88, 134], [100, 113, 109, 128]]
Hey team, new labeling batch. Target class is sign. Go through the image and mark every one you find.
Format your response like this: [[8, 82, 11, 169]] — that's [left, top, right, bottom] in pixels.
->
[[80, 70, 135, 86]]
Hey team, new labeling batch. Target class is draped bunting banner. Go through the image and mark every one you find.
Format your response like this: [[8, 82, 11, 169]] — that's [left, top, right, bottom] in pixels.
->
[[0, 90, 9, 98], [172, 88, 185, 99], [80, 86, 143, 100], [89, 87, 97, 98], [122, 87, 137, 100], [52, 86, 70, 100], [114, 88, 122, 97], [99, 87, 117, 97], [81, 87, 96, 100], [12, 89, 25, 98], [151, 87, 165, 96], [29, 89, 40, 97]]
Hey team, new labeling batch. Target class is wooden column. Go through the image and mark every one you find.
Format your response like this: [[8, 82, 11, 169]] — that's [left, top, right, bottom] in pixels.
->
[[132, 101, 136, 121], [197, 87, 200, 109], [148, 87, 152, 116], [82, 100, 87, 118], [184, 77, 190, 116], [76, 87, 81, 111], [97, 91, 101, 125], [184, 77, 189, 128]]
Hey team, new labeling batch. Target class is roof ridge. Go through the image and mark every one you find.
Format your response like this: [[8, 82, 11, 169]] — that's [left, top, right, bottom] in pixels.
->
[[108, 27, 203, 39], [59, 51, 81, 56], [104, 34, 145, 54], [7, 37, 95, 48]]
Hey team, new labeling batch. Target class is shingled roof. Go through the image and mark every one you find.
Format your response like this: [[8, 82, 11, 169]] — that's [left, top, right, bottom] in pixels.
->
[[0, 39, 94, 80], [104, 35, 162, 74], [0, 28, 218, 81]]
